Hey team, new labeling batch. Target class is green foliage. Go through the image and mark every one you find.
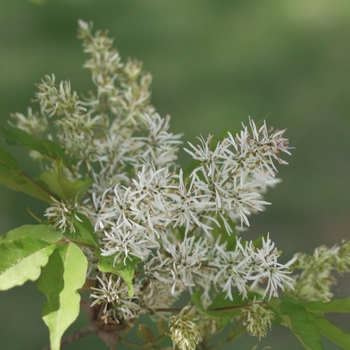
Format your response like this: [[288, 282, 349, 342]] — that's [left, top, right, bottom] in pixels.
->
[[63, 212, 100, 248], [37, 159, 93, 201], [0, 224, 92, 349], [37, 242, 88, 350], [0, 125, 65, 160], [269, 297, 350, 350], [0, 225, 63, 290], [298, 295, 350, 313], [0, 147, 21, 174], [0, 147, 52, 202], [275, 300, 323, 350], [308, 313, 350, 349]]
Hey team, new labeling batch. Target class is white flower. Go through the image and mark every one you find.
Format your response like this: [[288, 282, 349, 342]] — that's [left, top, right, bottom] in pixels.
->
[[44, 197, 84, 233], [213, 235, 296, 300], [245, 235, 296, 299], [169, 308, 201, 350], [101, 223, 158, 264], [90, 274, 140, 323], [164, 236, 209, 294], [184, 118, 290, 230], [133, 114, 182, 168]]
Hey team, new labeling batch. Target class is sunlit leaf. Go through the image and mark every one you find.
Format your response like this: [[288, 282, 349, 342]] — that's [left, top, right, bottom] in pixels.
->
[[0, 125, 65, 159], [37, 242, 87, 350], [37, 158, 93, 200], [98, 255, 141, 297], [0, 225, 63, 290]]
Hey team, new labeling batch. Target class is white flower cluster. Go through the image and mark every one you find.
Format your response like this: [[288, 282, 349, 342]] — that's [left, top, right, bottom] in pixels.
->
[[213, 235, 296, 301], [90, 274, 140, 323], [241, 300, 275, 339], [10, 20, 296, 347], [169, 307, 202, 350]]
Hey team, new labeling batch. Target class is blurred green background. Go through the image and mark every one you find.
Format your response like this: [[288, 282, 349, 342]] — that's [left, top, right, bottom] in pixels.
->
[[0, 0, 349, 349]]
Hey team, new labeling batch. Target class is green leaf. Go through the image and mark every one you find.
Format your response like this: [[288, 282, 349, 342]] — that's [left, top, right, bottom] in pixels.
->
[[37, 242, 87, 350], [277, 301, 323, 350], [299, 296, 350, 314], [0, 225, 63, 290], [98, 255, 141, 297], [0, 147, 52, 202], [0, 146, 21, 174], [0, 125, 65, 159], [37, 159, 93, 200], [309, 313, 350, 349], [64, 212, 99, 248], [269, 298, 283, 324]]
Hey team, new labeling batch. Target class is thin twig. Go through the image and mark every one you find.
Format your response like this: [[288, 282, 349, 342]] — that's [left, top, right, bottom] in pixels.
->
[[154, 307, 182, 313]]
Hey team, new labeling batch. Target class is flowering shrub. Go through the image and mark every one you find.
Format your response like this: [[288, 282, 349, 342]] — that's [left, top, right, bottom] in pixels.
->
[[0, 21, 350, 350]]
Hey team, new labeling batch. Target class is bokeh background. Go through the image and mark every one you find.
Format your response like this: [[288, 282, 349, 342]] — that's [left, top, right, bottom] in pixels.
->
[[0, 0, 350, 349]]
